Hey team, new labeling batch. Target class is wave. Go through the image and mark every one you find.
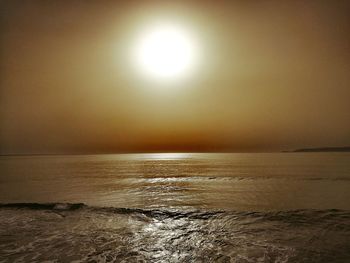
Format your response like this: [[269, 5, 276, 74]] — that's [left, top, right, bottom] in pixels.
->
[[134, 176, 350, 182], [0, 202, 85, 211], [1, 202, 349, 221], [0, 202, 225, 220], [1, 203, 350, 262]]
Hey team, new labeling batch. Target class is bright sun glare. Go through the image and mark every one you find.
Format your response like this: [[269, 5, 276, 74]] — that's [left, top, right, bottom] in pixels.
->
[[133, 23, 198, 80]]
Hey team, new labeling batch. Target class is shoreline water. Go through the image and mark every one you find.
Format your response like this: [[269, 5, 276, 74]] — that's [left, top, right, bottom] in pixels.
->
[[1, 203, 350, 262]]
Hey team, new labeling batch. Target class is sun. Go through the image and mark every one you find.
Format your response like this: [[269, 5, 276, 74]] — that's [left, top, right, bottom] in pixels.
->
[[133, 23, 198, 80]]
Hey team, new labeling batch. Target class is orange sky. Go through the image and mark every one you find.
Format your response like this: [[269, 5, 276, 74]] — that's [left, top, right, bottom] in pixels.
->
[[1, 0, 349, 154]]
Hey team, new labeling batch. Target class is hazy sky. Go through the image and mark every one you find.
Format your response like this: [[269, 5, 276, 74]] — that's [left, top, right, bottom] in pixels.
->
[[1, 0, 349, 154]]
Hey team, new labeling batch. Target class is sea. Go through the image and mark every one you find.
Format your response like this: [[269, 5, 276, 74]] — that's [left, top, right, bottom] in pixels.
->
[[0, 153, 349, 262]]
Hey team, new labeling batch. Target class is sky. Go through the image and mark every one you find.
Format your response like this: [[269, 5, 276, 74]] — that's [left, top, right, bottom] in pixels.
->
[[0, 0, 349, 154]]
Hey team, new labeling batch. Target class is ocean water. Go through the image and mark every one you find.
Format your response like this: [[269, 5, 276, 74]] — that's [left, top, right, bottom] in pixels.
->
[[0, 153, 350, 262]]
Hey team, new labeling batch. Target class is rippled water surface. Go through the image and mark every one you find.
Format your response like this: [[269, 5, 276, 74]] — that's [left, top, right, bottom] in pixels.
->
[[0, 153, 350, 262]]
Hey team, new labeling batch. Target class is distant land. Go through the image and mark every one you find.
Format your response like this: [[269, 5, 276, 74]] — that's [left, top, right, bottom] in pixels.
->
[[285, 147, 350, 153]]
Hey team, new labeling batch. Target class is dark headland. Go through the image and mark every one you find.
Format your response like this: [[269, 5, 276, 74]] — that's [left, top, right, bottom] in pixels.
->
[[284, 147, 350, 153]]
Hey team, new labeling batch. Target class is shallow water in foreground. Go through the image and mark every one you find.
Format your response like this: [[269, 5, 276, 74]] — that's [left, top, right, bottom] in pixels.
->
[[0, 153, 350, 262], [1, 204, 350, 262]]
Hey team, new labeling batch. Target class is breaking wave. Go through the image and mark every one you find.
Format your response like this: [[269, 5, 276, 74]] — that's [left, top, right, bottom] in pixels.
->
[[1, 203, 350, 262]]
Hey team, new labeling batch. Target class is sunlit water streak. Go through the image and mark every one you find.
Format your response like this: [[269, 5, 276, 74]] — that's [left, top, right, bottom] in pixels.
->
[[0, 153, 350, 262]]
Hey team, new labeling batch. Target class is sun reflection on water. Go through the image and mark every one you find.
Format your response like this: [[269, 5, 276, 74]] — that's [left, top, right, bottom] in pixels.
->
[[138, 153, 193, 160]]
